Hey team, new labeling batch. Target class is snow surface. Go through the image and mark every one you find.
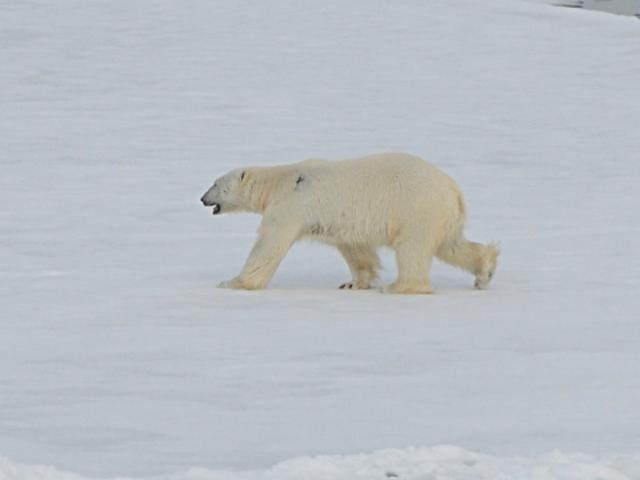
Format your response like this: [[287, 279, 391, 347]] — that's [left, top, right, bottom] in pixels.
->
[[1, 0, 639, 479], [2, 447, 640, 480], [551, 0, 640, 17]]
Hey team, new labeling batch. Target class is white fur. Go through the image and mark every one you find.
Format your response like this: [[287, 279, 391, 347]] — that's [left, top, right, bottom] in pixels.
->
[[201, 153, 499, 294]]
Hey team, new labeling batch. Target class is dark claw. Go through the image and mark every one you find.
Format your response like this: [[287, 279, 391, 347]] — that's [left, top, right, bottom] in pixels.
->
[[339, 284, 346, 289]]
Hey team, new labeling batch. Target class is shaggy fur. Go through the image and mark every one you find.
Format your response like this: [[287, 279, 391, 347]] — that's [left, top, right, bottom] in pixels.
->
[[200, 153, 498, 294]]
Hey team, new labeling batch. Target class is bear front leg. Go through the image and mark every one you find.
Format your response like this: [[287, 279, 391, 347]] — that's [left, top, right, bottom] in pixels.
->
[[337, 244, 380, 289], [219, 224, 300, 290]]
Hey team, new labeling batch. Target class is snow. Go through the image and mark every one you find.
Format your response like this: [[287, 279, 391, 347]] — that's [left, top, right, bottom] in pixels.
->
[[2, 447, 640, 480], [550, 0, 640, 17], [1, 0, 639, 479]]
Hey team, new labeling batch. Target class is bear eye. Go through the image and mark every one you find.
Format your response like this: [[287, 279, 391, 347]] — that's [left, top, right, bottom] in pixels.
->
[[240, 171, 246, 180]]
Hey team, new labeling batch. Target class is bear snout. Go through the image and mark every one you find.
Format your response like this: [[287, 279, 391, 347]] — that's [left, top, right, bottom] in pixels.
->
[[200, 192, 215, 206]]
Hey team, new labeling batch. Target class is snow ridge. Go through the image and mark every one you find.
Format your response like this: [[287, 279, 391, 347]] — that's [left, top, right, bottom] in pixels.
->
[[2, 447, 640, 480]]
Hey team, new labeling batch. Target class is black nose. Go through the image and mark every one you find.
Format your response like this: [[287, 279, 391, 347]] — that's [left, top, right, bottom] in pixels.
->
[[200, 196, 207, 205]]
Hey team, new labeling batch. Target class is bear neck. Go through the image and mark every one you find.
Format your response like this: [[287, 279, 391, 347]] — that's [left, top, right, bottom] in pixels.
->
[[244, 168, 279, 213]]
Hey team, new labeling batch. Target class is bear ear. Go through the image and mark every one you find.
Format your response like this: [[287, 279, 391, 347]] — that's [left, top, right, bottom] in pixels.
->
[[239, 169, 251, 187]]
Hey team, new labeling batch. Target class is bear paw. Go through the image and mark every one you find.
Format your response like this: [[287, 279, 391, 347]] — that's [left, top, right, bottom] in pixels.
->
[[474, 269, 494, 290], [382, 282, 433, 295], [218, 277, 244, 289], [339, 281, 371, 290]]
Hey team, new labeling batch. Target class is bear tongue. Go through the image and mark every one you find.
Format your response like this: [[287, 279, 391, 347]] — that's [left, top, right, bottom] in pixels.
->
[[212, 203, 221, 215]]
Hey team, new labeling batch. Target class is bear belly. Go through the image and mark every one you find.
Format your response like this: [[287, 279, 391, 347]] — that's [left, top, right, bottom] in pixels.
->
[[303, 221, 388, 246]]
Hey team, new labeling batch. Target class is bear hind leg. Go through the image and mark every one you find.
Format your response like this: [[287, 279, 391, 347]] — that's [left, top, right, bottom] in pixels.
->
[[436, 238, 499, 289], [337, 244, 380, 290], [384, 239, 435, 295]]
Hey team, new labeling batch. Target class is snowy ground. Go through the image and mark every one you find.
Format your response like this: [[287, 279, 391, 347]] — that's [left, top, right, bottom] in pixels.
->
[[551, 0, 640, 17], [1, 1, 640, 479], [2, 447, 640, 480]]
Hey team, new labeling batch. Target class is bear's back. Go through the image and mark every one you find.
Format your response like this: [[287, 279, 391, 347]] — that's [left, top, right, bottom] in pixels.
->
[[291, 153, 461, 244]]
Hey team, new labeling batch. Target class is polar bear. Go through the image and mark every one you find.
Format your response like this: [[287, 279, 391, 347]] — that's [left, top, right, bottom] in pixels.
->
[[200, 152, 498, 294]]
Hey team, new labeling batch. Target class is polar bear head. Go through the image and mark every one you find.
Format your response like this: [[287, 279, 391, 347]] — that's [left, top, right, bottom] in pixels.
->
[[200, 168, 249, 215]]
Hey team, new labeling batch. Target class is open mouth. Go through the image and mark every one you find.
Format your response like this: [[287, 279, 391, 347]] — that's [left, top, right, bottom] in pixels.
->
[[212, 203, 221, 215]]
